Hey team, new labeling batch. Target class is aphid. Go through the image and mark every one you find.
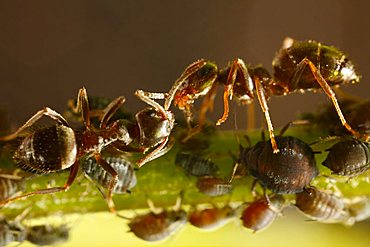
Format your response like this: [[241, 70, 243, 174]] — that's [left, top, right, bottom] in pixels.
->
[[175, 152, 219, 177], [126, 192, 187, 242], [0, 87, 173, 212], [240, 135, 318, 194], [344, 196, 370, 225], [188, 203, 235, 231], [168, 38, 367, 151], [25, 224, 70, 246], [322, 138, 370, 177], [295, 187, 349, 223], [240, 195, 285, 233], [0, 215, 26, 247], [82, 153, 137, 194], [196, 176, 233, 197], [0, 172, 26, 201]]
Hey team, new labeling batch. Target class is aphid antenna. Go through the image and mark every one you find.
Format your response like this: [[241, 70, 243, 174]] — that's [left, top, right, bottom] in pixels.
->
[[278, 119, 311, 137]]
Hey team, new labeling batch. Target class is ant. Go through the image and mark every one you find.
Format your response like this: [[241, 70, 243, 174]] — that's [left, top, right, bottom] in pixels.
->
[[163, 38, 368, 151], [0, 87, 174, 213]]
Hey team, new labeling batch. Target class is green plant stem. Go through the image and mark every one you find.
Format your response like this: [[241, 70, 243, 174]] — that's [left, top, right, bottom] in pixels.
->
[[1, 126, 369, 219]]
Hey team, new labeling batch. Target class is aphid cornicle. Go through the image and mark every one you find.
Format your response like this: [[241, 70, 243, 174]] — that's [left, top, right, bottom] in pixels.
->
[[0, 87, 174, 212], [175, 152, 219, 177], [126, 193, 187, 242], [295, 187, 349, 223], [188, 203, 235, 231], [240, 135, 318, 194], [240, 195, 285, 233], [82, 154, 137, 194], [164, 38, 368, 151], [0, 172, 26, 201], [322, 139, 370, 177]]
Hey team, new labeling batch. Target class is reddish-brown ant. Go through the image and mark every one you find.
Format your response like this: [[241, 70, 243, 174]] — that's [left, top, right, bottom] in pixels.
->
[[0, 87, 174, 213], [163, 38, 368, 151]]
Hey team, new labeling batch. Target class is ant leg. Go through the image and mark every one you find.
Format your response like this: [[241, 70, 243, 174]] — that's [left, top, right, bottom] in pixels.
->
[[99, 96, 126, 129], [0, 107, 69, 142], [94, 153, 118, 214], [164, 59, 209, 110], [0, 162, 79, 206], [134, 90, 167, 117], [75, 87, 91, 129], [295, 58, 369, 141], [136, 136, 174, 168], [247, 103, 255, 130], [254, 76, 279, 153]]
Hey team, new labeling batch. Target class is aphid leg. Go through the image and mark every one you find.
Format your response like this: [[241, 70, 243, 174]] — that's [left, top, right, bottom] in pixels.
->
[[228, 162, 240, 184], [94, 153, 118, 214], [136, 136, 174, 168], [75, 87, 91, 129], [146, 197, 162, 215], [174, 190, 185, 211], [134, 90, 167, 116], [294, 58, 369, 141], [99, 96, 126, 129], [0, 107, 69, 142], [263, 189, 271, 205], [278, 120, 310, 136], [164, 59, 208, 110], [0, 162, 79, 206], [250, 179, 259, 199], [254, 76, 279, 153]]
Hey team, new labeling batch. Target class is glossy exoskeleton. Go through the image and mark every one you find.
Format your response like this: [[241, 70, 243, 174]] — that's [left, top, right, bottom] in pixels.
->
[[295, 187, 349, 223], [175, 152, 219, 177], [126, 193, 187, 242], [322, 138, 370, 177], [240, 195, 285, 233], [0, 87, 173, 213], [82, 153, 137, 194], [26, 224, 70, 246], [240, 135, 318, 194], [0, 172, 26, 201], [164, 38, 368, 151], [188, 203, 235, 231], [196, 176, 233, 197]]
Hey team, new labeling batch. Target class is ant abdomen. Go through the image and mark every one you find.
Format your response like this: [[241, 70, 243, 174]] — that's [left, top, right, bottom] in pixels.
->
[[13, 125, 77, 174], [295, 187, 349, 223], [82, 154, 137, 194]]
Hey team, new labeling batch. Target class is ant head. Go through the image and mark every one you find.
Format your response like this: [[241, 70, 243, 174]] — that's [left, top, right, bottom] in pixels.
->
[[136, 107, 174, 147]]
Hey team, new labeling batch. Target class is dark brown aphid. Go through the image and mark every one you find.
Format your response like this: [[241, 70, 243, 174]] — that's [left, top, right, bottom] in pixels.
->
[[175, 152, 219, 177], [196, 176, 233, 197], [295, 187, 349, 223], [188, 203, 235, 231], [241, 195, 285, 233], [26, 224, 70, 246], [240, 136, 318, 194], [0, 172, 26, 201], [82, 154, 137, 194], [0, 87, 173, 213], [164, 38, 367, 151], [127, 193, 187, 242], [322, 139, 370, 177]]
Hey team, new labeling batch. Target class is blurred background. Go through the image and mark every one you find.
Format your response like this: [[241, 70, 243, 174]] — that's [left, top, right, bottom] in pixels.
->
[[0, 1, 370, 246], [0, 0, 369, 129]]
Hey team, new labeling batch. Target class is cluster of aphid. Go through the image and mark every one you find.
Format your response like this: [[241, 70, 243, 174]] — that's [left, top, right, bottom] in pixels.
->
[[0, 37, 369, 243]]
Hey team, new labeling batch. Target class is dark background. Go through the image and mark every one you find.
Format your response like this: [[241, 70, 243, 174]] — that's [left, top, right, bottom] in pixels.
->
[[0, 0, 369, 130]]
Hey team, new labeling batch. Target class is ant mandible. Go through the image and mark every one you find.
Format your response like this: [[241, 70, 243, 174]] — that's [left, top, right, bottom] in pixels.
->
[[164, 37, 369, 152]]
